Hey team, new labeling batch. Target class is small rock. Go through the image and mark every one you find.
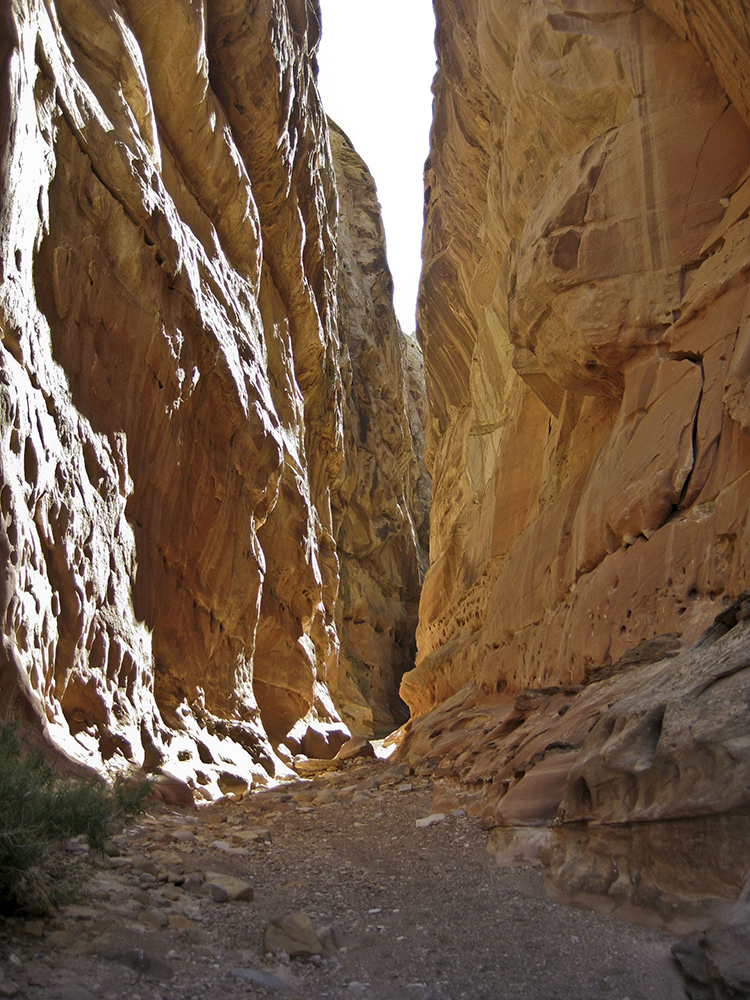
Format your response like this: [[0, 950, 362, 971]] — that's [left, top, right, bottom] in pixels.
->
[[132, 889, 151, 906], [130, 856, 159, 877], [161, 887, 181, 902], [204, 871, 254, 902], [396, 782, 414, 793], [139, 908, 169, 929], [335, 737, 376, 762], [200, 882, 228, 903], [7, 955, 21, 970], [167, 914, 198, 930], [24, 918, 45, 937], [416, 813, 447, 828], [264, 913, 323, 957], [172, 828, 196, 845], [0, 982, 19, 998]]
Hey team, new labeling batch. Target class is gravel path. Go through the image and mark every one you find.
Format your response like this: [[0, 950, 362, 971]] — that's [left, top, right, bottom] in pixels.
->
[[0, 758, 686, 1000]]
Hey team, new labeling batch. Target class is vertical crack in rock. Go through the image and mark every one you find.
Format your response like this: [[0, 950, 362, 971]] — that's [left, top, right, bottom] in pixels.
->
[[673, 353, 704, 508]]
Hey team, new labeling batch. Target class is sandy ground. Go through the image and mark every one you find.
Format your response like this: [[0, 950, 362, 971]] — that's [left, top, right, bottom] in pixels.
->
[[0, 757, 687, 1000]]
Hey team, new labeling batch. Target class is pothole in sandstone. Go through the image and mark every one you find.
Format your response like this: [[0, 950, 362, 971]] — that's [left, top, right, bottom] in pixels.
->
[[0, 751, 685, 1000]]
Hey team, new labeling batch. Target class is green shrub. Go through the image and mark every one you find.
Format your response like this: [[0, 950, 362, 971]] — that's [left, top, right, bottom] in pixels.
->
[[0, 723, 148, 914]]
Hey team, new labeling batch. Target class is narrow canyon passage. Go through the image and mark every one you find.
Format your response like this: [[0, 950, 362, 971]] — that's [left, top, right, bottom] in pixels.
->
[[0, 754, 686, 1000], [1, 2, 750, 998]]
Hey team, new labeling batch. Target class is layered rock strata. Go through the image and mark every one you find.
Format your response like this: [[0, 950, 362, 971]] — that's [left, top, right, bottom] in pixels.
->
[[0, 0, 424, 792], [402, 595, 750, 931], [404, 0, 750, 713], [401, 0, 750, 925]]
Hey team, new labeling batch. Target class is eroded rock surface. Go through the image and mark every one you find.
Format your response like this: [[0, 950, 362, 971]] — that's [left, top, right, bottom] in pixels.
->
[[328, 122, 428, 738], [400, 596, 750, 930], [404, 0, 750, 713], [0, 0, 425, 791]]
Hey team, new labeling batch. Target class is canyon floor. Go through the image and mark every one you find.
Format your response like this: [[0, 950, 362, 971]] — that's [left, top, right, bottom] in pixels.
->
[[0, 755, 687, 1000]]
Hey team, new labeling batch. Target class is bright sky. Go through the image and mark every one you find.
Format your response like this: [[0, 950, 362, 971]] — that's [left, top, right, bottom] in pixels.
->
[[316, 1, 437, 333]]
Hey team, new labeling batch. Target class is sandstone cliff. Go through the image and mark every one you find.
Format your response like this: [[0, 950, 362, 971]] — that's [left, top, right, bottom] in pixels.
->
[[405, 0, 750, 712], [0, 0, 424, 793], [400, 0, 750, 925], [329, 122, 429, 738]]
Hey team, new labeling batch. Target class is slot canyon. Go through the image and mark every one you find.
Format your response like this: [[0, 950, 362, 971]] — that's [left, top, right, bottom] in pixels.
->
[[1, 1, 750, 997]]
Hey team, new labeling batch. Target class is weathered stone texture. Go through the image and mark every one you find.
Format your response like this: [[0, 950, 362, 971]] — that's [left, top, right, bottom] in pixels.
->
[[404, 0, 750, 715], [400, 0, 750, 926], [329, 123, 428, 736], [0, 0, 425, 789], [401, 597, 750, 929]]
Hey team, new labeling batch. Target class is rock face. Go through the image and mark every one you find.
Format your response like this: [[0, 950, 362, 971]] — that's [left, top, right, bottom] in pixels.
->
[[328, 122, 428, 737], [0, 0, 424, 791], [401, 594, 750, 930], [401, 0, 750, 926], [404, 0, 750, 714]]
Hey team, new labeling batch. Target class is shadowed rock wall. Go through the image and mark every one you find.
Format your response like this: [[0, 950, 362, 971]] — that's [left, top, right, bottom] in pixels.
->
[[329, 123, 429, 738], [0, 0, 425, 794]]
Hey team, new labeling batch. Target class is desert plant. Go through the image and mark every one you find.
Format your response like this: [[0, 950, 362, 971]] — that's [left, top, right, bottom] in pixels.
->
[[0, 722, 148, 914]]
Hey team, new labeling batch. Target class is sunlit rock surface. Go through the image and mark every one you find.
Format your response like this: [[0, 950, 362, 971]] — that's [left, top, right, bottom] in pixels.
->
[[405, 0, 750, 714], [401, 0, 750, 923], [0, 0, 425, 792]]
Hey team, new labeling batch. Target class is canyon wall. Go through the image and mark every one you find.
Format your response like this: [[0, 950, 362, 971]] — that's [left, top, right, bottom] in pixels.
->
[[404, 0, 750, 713], [0, 0, 424, 794], [400, 0, 750, 926], [329, 122, 429, 738]]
